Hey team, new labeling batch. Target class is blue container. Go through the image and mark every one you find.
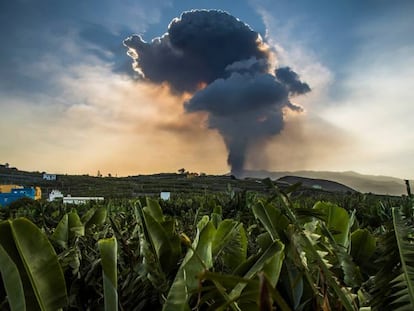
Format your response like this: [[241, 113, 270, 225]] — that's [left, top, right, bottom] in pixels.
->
[[0, 188, 36, 207]]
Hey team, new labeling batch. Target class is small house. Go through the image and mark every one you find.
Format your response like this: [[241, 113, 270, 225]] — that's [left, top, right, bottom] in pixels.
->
[[48, 190, 64, 201], [43, 173, 57, 181], [160, 192, 171, 200]]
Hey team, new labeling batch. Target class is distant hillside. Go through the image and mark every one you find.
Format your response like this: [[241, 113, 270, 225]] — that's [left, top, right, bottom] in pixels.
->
[[1, 165, 411, 197], [278, 176, 356, 193], [244, 170, 412, 195], [0, 166, 266, 198]]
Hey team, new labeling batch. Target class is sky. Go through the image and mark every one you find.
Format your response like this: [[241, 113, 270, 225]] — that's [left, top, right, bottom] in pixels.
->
[[0, 0, 413, 178]]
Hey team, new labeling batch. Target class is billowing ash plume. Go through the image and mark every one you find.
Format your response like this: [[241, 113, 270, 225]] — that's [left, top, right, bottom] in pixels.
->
[[124, 10, 310, 176]]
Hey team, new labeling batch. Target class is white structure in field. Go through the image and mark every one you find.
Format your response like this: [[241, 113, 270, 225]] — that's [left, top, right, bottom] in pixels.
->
[[160, 192, 171, 200], [48, 189, 64, 201], [43, 173, 57, 181], [312, 184, 323, 190], [48, 190, 104, 204], [63, 195, 104, 205]]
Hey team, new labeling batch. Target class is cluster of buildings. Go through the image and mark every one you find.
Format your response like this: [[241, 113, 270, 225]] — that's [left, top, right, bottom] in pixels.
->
[[0, 185, 42, 207], [0, 185, 104, 207], [0, 168, 107, 207], [0, 171, 175, 207]]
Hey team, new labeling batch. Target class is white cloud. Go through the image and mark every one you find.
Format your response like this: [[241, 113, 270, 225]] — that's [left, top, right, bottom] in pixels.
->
[[320, 45, 414, 177], [249, 2, 414, 178], [0, 58, 228, 175]]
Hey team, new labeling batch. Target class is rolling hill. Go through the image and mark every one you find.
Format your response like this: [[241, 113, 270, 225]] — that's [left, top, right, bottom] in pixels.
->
[[1, 165, 411, 197], [244, 170, 412, 196]]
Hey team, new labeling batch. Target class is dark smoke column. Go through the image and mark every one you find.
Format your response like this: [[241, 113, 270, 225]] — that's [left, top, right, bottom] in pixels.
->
[[124, 10, 310, 177]]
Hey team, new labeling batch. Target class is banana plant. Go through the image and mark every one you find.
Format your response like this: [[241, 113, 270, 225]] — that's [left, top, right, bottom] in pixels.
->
[[52, 210, 84, 249], [350, 228, 376, 278], [136, 198, 182, 281], [0, 243, 25, 311], [99, 237, 118, 311], [0, 218, 68, 311], [390, 208, 414, 310], [163, 216, 215, 311], [82, 206, 108, 231], [197, 235, 285, 311], [256, 180, 358, 310], [370, 207, 414, 310], [212, 219, 247, 272], [193, 202, 286, 310]]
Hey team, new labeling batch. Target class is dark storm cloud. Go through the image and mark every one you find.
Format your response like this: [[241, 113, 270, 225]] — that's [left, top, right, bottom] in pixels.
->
[[123, 10, 270, 93], [275, 67, 311, 95], [124, 9, 310, 176]]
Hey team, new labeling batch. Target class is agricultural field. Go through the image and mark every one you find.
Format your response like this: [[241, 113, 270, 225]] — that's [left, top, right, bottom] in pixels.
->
[[1, 180, 413, 311]]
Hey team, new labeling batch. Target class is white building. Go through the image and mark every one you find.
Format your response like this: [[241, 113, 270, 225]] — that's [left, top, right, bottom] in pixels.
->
[[48, 189, 64, 201], [63, 195, 104, 205], [43, 173, 57, 181], [48, 190, 104, 204], [160, 192, 171, 200]]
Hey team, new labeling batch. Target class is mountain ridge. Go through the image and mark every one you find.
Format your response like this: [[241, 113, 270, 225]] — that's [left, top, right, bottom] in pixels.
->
[[1, 165, 411, 196], [243, 170, 412, 196]]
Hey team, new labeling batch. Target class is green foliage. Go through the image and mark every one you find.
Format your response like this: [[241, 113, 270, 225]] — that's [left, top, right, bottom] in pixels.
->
[[0, 244, 26, 311], [0, 218, 68, 311], [351, 229, 376, 269], [391, 208, 414, 310], [163, 216, 215, 311], [314, 201, 352, 247], [212, 219, 247, 271], [0, 186, 412, 310], [51, 211, 85, 249], [99, 237, 118, 311], [141, 198, 181, 276], [82, 206, 107, 231]]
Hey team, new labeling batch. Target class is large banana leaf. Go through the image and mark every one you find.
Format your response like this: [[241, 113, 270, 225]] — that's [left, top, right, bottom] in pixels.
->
[[0, 244, 26, 311], [52, 211, 85, 249], [141, 199, 181, 275], [99, 237, 118, 311], [350, 228, 376, 268], [67, 210, 85, 239], [226, 238, 285, 308], [212, 219, 247, 271], [163, 216, 216, 311], [0, 218, 68, 311], [82, 206, 107, 230], [52, 214, 69, 249], [144, 198, 164, 221], [300, 227, 358, 311], [279, 259, 303, 310], [387, 208, 414, 311], [252, 200, 289, 241], [0, 221, 37, 311], [317, 222, 362, 288], [314, 201, 352, 247]]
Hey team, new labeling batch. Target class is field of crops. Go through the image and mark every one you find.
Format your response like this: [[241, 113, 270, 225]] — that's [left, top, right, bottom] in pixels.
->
[[0, 180, 413, 311]]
